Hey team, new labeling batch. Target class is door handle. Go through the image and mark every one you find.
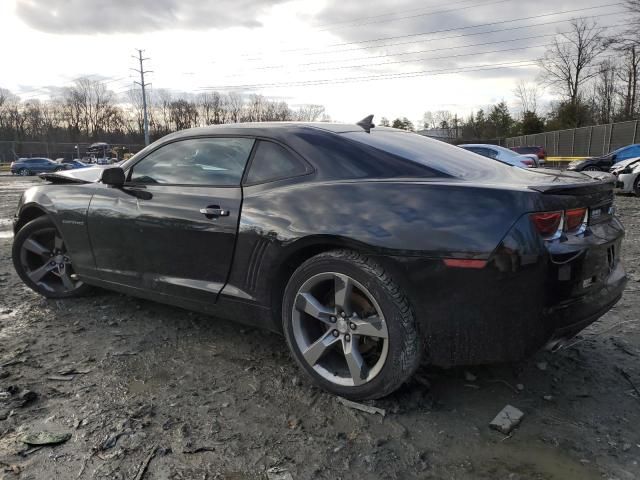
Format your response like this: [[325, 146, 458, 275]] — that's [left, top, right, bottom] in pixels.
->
[[200, 206, 230, 218]]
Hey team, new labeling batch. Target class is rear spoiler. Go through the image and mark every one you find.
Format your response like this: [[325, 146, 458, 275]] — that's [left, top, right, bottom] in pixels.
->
[[528, 172, 615, 195]]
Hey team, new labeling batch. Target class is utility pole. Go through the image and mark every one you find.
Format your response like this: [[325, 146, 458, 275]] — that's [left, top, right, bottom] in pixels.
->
[[131, 49, 152, 146]]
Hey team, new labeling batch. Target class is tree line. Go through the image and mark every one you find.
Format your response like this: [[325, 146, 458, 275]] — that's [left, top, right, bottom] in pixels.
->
[[382, 1, 640, 140], [4, 1, 640, 147], [0, 82, 328, 146]]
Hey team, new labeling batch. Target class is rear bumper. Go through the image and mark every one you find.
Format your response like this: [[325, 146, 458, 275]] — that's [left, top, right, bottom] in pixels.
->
[[381, 215, 626, 367], [544, 259, 625, 342]]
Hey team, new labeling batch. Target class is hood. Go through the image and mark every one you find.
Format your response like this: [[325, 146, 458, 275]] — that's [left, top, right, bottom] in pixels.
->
[[610, 157, 640, 171], [39, 165, 107, 184]]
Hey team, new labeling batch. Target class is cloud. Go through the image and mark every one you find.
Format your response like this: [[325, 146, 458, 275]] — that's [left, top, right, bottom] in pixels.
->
[[15, 0, 286, 34], [311, 0, 620, 74]]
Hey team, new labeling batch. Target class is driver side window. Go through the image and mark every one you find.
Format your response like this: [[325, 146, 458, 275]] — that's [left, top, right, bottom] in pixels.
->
[[129, 137, 255, 186]]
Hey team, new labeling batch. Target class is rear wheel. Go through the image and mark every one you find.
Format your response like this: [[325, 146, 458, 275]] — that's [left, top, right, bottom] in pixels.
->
[[12, 216, 90, 298], [18, 168, 30, 176], [282, 250, 422, 400]]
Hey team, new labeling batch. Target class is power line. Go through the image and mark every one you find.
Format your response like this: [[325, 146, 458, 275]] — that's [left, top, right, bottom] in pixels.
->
[[237, 0, 510, 59], [238, 3, 623, 60], [312, 0, 487, 29], [316, 0, 512, 32], [248, 20, 631, 73], [318, 10, 625, 56], [199, 52, 621, 91], [197, 19, 631, 87]]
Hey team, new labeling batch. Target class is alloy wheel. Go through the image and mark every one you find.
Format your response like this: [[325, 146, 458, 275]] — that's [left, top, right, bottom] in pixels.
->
[[18, 226, 82, 294], [291, 272, 389, 387]]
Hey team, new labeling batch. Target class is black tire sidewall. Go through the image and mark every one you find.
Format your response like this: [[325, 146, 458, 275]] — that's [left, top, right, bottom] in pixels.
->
[[282, 252, 420, 400], [12, 216, 89, 299]]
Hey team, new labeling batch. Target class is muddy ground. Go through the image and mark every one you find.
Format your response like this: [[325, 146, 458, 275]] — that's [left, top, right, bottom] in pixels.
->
[[0, 173, 639, 480]]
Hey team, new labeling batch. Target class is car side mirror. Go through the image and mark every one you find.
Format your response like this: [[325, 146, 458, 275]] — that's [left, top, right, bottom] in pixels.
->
[[101, 167, 125, 187]]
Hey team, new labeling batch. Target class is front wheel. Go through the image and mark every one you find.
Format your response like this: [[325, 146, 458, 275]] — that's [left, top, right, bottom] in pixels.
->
[[583, 166, 601, 172], [282, 250, 422, 400], [634, 176, 640, 197], [18, 168, 30, 176], [12, 216, 90, 298]]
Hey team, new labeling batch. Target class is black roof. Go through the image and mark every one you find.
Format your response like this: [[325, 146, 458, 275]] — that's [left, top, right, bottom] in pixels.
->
[[162, 122, 383, 141]]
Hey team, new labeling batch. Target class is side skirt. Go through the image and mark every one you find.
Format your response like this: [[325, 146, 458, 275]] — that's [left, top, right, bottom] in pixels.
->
[[80, 275, 277, 332]]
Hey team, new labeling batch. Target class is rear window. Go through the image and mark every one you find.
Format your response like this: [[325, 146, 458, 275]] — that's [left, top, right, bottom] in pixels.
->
[[342, 129, 512, 179], [514, 146, 537, 153]]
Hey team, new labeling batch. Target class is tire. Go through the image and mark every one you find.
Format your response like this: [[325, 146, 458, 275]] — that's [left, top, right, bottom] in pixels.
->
[[583, 166, 601, 172], [282, 249, 422, 400], [634, 176, 640, 197], [12, 216, 90, 299], [18, 168, 29, 176]]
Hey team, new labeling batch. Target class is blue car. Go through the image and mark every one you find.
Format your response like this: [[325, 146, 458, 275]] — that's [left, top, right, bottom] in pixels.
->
[[10, 158, 64, 176]]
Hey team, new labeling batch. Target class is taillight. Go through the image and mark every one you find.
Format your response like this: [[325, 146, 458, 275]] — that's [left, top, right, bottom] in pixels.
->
[[521, 159, 534, 167], [564, 208, 587, 233], [530, 208, 589, 240], [530, 211, 563, 239]]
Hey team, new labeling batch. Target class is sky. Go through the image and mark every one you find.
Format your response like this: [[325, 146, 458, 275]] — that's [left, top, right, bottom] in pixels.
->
[[0, 0, 629, 126]]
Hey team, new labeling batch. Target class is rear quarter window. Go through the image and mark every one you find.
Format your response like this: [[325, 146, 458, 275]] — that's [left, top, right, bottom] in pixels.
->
[[342, 130, 510, 179], [245, 141, 310, 184]]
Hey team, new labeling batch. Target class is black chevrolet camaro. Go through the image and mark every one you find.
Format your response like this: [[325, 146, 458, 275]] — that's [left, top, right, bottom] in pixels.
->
[[12, 119, 627, 399]]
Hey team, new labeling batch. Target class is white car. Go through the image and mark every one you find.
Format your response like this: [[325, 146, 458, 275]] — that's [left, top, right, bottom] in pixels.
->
[[610, 157, 640, 195], [459, 144, 539, 168]]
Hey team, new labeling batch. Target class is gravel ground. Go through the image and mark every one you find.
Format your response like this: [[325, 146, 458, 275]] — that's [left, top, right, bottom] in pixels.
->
[[0, 173, 639, 480]]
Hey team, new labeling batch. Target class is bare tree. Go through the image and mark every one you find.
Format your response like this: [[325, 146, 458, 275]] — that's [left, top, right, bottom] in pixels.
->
[[514, 81, 541, 115], [591, 60, 618, 124], [295, 104, 325, 122], [539, 19, 606, 105], [226, 92, 244, 123]]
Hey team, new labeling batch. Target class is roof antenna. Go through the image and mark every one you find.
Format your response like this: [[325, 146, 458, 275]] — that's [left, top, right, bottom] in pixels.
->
[[356, 114, 375, 133]]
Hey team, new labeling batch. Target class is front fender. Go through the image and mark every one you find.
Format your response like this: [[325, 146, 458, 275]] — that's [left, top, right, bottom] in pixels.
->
[[15, 184, 96, 273]]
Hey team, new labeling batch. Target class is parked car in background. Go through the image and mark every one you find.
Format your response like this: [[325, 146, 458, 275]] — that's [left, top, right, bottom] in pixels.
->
[[60, 160, 90, 170], [567, 144, 640, 172], [10, 158, 64, 176], [510, 146, 547, 165], [12, 121, 626, 399], [459, 144, 539, 168], [610, 157, 640, 195]]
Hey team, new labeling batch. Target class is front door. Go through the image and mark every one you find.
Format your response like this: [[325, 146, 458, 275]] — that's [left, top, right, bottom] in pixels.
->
[[87, 136, 255, 304]]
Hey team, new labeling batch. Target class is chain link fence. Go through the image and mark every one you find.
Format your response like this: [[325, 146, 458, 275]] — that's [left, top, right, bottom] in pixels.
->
[[0, 141, 145, 165], [505, 120, 640, 157]]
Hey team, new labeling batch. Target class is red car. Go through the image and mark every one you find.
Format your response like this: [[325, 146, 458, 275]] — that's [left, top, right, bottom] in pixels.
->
[[511, 146, 547, 164]]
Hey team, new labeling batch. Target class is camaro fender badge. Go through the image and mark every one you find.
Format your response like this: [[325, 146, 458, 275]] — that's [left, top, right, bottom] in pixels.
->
[[61, 220, 84, 226]]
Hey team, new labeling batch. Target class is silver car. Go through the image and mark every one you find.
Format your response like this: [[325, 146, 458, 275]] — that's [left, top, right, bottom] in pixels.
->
[[610, 157, 640, 195], [460, 144, 539, 168]]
